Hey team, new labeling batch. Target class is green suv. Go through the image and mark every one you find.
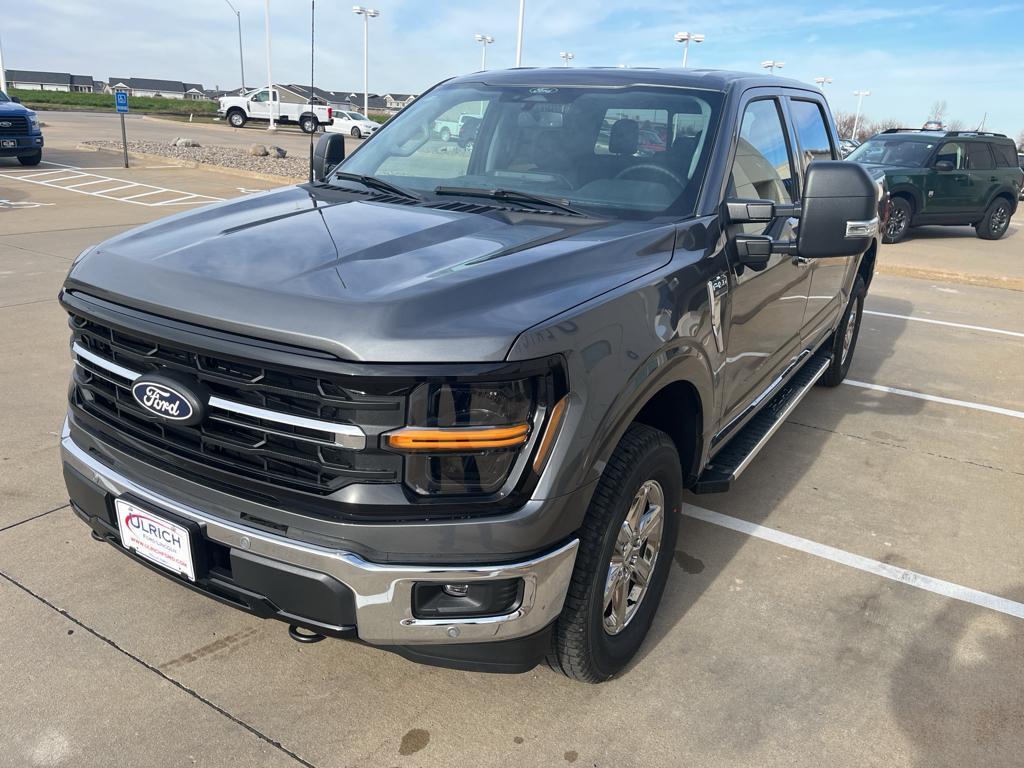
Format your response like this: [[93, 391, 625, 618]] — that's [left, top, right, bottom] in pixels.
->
[[848, 130, 1022, 243]]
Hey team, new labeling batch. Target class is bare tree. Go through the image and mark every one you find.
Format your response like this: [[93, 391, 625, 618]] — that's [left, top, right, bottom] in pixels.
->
[[946, 119, 965, 132], [833, 110, 857, 139], [1017, 130, 1024, 151], [929, 99, 947, 123]]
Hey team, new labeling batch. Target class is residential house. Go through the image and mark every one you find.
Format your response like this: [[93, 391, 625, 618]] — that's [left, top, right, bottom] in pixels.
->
[[106, 78, 208, 100], [382, 93, 417, 112], [4, 69, 96, 92]]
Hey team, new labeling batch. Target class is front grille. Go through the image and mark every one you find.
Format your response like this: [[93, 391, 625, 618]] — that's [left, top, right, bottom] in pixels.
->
[[0, 116, 30, 134], [67, 304, 406, 499]]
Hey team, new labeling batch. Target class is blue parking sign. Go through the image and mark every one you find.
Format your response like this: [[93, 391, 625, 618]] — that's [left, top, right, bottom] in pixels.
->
[[115, 91, 129, 113]]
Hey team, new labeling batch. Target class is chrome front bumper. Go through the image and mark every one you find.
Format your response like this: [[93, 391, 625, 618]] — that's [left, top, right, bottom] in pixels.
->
[[61, 423, 579, 646]]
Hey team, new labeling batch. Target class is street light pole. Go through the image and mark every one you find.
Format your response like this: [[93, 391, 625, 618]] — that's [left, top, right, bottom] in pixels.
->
[[814, 76, 833, 89], [559, 51, 575, 67], [224, 0, 246, 91], [674, 32, 705, 67], [264, 0, 275, 130], [515, 0, 525, 66], [761, 60, 785, 74], [852, 90, 870, 140], [475, 34, 494, 70], [353, 6, 379, 118], [0, 34, 7, 95]]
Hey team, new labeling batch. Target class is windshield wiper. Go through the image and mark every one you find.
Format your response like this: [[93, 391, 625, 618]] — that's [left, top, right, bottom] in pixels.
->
[[434, 186, 590, 217], [324, 172, 422, 201]]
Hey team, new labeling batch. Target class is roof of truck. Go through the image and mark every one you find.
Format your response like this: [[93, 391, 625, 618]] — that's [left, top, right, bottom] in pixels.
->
[[446, 67, 816, 93]]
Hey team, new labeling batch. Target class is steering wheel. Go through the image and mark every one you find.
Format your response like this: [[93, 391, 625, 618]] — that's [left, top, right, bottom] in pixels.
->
[[614, 164, 686, 190]]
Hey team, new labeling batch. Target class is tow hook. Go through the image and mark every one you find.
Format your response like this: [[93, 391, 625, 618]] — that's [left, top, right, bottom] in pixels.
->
[[288, 624, 326, 644]]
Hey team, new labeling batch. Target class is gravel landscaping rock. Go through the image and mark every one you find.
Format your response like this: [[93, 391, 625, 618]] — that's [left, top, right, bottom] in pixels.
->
[[248, 143, 269, 157], [82, 139, 306, 180]]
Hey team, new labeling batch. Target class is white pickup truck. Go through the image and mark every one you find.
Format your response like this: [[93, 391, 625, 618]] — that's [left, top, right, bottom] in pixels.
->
[[218, 88, 333, 134]]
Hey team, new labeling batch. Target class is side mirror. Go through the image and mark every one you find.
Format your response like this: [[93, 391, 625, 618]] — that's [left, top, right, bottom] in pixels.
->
[[797, 161, 878, 259], [312, 133, 346, 181], [11, 96, 21, 104], [934, 160, 954, 172]]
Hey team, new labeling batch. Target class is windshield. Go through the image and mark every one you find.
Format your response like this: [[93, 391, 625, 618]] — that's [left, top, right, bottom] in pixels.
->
[[335, 82, 724, 218], [848, 137, 936, 166], [0, 91, 9, 103]]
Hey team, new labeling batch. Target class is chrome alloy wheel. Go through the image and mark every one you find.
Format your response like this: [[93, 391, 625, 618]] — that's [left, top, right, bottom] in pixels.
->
[[991, 204, 1010, 237], [840, 303, 858, 365], [603, 479, 665, 635], [887, 206, 908, 239]]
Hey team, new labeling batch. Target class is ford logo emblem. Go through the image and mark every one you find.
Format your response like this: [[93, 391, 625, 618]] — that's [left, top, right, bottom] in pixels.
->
[[131, 373, 207, 426], [0, 122, 11, 128]]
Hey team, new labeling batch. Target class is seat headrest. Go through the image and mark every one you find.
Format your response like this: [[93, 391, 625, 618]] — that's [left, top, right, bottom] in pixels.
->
[[609, 119, 639, 156]]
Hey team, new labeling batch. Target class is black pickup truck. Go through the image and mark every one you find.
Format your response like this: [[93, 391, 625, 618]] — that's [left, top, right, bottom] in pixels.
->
[[60, 68, 883, 682]]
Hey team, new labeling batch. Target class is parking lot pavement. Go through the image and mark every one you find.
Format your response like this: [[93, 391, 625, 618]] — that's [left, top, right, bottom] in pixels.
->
[[1, 147, 1022, 767]]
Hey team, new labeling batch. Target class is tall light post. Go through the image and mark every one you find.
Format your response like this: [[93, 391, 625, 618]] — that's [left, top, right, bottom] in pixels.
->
[[559, 51, 575, 67], [515, 0, 525, 66], [674, 32, 704, 68], [223, 0, 246, 91], [264, 0, 275, 130], [761, 60, 785, 74], [353, 6, 379, 118], [0, 34, 7, 95], [814, 76, 832, 89], [475, 34, 494, 70], [852, 89, 870, 139]]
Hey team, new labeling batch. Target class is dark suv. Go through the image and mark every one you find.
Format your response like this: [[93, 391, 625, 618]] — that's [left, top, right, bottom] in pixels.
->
[[60, 68, 882, 682], [0, 90, 44, 166], [848, 129, 1021, 243]]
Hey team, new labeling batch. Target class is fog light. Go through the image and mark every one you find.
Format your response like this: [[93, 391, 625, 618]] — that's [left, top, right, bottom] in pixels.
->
[[412, 578, 523, 619], [442, 583, 470, 597]]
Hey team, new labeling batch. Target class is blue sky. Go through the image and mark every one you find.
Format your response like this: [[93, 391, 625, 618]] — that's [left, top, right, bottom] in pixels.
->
[[5, 0, 1022, 137]]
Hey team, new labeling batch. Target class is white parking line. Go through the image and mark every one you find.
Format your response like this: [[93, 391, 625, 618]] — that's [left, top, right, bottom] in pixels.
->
[[0, 166, 224, 207], [683, 504, 1024, 620], [842, 380, 1024, 419], [864, 310, 1024, 339]]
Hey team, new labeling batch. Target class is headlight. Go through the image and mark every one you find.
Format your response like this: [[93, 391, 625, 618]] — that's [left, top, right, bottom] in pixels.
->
[[384, 364, 566, 497], [28, 113, 40, 131]]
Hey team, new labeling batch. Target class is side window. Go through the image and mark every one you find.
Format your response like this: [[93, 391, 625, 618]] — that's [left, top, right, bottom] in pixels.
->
[[730, 98, 795, 205], [252, 90, 269, 103], [990, 142, 1016, 167], [967, 143, 995, 170], [935, 142, 967, 170], [789, 99, 834, 168]]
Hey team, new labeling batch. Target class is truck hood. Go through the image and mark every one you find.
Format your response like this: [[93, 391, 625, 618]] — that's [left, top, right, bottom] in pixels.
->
[[0, 101, 34, 117], [66, 185, 676, 362]]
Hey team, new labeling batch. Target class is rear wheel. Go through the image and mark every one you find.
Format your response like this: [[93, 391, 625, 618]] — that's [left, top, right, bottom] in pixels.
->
[[227, 109, 246, 128], [883, 197, 912, 243], [17, 151, 42, 166], [300, 115, 319, 134], [820, 275, 866, 387], [440, 127, 451, 142], [547, 423, 681, 683], [976, 198, 1012, 240]]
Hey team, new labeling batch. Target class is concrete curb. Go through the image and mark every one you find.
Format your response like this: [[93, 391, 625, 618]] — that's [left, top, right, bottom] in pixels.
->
[[75, 143, 302, 185], [875, 262, 1024, 292]]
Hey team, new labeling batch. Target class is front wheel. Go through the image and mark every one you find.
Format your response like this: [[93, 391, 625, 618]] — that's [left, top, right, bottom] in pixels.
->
[[300, 115, 319, 134], [883, 197, 912, 243], [820, 275, 866, 387], [227, 110, 246, 128], [351, 127, 362, 139], [976, 198, 1012, 240], [547, 423, 681, 683], [17, 150, 42, 166]]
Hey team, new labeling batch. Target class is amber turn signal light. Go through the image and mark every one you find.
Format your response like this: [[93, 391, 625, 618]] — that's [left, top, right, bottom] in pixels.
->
[[385, 424, 530, 452]]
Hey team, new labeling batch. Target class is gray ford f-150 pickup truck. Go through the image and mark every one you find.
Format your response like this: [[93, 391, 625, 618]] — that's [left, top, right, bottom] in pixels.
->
[[60, 68, 884, 682]]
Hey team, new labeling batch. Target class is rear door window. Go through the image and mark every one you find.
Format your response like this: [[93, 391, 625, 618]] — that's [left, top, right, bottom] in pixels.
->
[[967, 143, 995, 171], [990, 142, 1017, 168], [789, 99, 835, 168]]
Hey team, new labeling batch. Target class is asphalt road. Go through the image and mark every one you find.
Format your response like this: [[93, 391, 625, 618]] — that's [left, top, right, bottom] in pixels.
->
[[1, 142, 1022, 768]]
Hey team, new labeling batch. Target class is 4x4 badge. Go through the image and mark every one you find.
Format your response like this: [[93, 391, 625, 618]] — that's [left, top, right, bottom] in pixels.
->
[[710, 272, 729, 297]]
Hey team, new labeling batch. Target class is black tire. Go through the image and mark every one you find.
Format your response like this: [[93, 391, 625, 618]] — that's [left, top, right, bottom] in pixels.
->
[[227, 109, 246, 128], [547, 423, 681, 683], [976, 198, 1012, 240], [820, 275, 866, 387], [300, 115, 319, 134], [440, 127, 451, 142], [351, 127, 362, 139], [17, 151, 42, 167], [883, 197, 912, 244]]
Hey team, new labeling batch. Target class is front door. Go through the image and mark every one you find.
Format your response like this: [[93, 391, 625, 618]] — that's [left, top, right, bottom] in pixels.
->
[[719, 96, 812, 429], [248, 89, 278, 121], [928, 141, 972, 215]]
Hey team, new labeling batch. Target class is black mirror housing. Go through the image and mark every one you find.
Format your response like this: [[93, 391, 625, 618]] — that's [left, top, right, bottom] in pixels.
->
[[797, 161, 878, 259], [11, 96, 21, 104], [934, 160, 954, 172], [312, 134, 346, 182]]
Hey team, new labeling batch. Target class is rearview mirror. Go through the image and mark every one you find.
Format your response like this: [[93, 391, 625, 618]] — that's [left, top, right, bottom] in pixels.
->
[[934, 160, 954, 172], [797, 161, 879, 259], [312, 133, 346, 181]]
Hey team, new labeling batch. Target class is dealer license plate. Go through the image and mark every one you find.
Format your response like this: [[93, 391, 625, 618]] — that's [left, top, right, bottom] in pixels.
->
[[115, 499, 196, 582]]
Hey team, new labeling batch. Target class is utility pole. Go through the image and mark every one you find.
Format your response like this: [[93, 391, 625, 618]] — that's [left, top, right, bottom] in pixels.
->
[[264, 0, 276, 130], [515, 0, 525, 66], [224, 0, 246, 91], [852, 90, 870, 140], [353, 7, 379, 118]]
